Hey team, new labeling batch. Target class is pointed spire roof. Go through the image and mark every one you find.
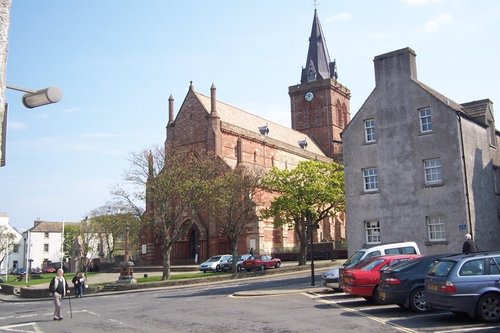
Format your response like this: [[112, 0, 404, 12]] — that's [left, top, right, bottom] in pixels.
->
[[301, 9, 338, 83]]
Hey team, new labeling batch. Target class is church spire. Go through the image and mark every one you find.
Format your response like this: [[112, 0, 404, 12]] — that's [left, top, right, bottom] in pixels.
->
[[301, 9, 338, 83]]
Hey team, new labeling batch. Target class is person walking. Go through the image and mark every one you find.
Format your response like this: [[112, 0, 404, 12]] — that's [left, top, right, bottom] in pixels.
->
[[72, 272, 84, 298], [48, 268, 69, 320], [462, 233, 478, 254]]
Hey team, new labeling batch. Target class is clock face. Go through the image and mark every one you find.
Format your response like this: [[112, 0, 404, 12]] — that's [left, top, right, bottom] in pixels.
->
[[304, 91, 314, 102]]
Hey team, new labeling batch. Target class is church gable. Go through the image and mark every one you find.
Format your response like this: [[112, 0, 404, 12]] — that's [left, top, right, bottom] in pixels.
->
[[170, 89, 211, 149]]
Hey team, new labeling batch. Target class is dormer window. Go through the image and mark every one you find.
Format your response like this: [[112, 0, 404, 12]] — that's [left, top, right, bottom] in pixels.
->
[[258, 124, 269, 136], [298, 139, 308, 149]]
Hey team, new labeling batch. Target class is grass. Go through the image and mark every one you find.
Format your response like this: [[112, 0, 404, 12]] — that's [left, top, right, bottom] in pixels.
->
[[1, 271, 228, 287], [1, 272, 99, 287]]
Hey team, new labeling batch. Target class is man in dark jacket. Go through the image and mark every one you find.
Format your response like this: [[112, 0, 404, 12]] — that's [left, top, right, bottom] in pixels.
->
[[48, 269, 69, 320], [462, 233, 478, 254]]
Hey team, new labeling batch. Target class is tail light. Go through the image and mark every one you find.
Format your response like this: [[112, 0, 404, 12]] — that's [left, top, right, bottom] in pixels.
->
[[384, 277, 400, 285], [440, 281, 457, 294]]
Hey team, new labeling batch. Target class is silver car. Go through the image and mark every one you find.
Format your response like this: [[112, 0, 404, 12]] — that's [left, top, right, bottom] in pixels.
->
[[199, 255, 232, 273], [425, 251, 500, 323]]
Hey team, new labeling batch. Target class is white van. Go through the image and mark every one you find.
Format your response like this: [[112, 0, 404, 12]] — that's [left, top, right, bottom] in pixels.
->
[[321, 241, 421, 290]]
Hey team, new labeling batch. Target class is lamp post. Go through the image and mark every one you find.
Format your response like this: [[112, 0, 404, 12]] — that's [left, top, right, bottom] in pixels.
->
[[1, 84, 62, 167], [305, 211, 316, 286]]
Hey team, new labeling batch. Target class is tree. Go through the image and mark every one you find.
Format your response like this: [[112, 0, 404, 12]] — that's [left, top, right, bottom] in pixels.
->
[[0, 224, 16, 268], [210, 167, 262, 273], [116, 145, 221, 280], [87, 203, 141, 261], [260, 160, 345, 266]]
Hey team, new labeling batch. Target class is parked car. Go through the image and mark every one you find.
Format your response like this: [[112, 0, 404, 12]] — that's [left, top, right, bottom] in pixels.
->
[[378, 253, 454, 312], [222, 254, 252, 272], [42, 266, 56, 273], [199, 255, 232, 273], [322, 241, 421, 290], [12, 267, 26, 275], [342, 254, 421, 303], [242, 255, 281, 271], [425, 251, 500, 323]]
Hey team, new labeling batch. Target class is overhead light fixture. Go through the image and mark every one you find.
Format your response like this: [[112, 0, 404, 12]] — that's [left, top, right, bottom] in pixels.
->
[[6, 84, 63, 108]]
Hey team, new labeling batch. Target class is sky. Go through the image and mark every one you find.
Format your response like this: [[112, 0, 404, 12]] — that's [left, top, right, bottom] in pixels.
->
[[1, 0, 500, 231]]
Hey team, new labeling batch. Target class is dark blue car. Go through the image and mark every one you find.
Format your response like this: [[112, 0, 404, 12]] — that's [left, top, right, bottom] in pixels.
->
[[378, 253, 454, 312]]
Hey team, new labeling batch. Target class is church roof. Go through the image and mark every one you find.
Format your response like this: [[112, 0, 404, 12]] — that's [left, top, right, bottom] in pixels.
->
[[301, 9, 337, 83], [194, 91, 326, 156]]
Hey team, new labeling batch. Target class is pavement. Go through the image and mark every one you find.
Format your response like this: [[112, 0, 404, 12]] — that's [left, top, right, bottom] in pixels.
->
[[0, 260, 343, 302]]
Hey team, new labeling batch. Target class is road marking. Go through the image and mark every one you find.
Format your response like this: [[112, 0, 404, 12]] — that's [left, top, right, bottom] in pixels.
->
[[304, 292, 420, 333], [434, 326, 500, 333], [0, 322, 42, 332]]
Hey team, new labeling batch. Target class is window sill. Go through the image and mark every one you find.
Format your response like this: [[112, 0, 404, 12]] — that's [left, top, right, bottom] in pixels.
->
[[361, 190, 380, 195], [418, 131, 433, 136], [424, 240, 449, 246], [423, 182, 444, 188]]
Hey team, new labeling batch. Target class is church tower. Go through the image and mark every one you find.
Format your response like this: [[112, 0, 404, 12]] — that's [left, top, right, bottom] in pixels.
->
[[289, 9, 351, 161]]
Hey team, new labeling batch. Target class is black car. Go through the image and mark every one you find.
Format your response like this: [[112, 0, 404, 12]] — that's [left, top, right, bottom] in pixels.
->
[[378, 253, 453, 312]]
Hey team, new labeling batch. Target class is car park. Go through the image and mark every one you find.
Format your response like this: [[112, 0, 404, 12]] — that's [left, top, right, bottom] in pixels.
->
[[378, 253, 454, 312], [322, 241, 421, 290], [199, 255, 232, 273], [425, 251, 500, 323], [242, 255, 281, 271], [222, 254, 252, 272], [342, 254, 421, 303]]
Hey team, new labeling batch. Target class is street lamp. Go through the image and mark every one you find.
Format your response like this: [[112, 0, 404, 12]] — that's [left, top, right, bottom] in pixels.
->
[[1, 83, 63, 167], [6, 84, 62, 108]]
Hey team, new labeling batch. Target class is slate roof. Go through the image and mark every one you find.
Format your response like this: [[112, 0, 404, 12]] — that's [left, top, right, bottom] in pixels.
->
[[28, 221, 79, 233], [194, 91, 326, 156]]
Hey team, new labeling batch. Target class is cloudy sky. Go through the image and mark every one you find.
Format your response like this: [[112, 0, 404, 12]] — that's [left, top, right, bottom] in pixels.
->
[[2, 0, 500, 230]]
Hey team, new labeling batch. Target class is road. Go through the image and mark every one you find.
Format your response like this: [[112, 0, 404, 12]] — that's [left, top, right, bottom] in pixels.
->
[[0, 270, 499, 333]]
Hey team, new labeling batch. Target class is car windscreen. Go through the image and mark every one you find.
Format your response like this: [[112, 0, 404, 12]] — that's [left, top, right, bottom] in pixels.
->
[[207, 256, 221, 262], [428, 260, 456, 277], [344, 250, 365, 266], [360, 258, 385, 271]]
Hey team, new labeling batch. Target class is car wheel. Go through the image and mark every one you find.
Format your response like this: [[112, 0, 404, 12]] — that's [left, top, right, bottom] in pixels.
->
[[202, 271, 206, 273], [275, 262, 281, 268], [409, 287, 430, 313], [476, 293, 500, 323], [372, 287, 384, 305], [260, 265, 265, 271], [237, 265, 241, 272], [216, 265, 221, 272]]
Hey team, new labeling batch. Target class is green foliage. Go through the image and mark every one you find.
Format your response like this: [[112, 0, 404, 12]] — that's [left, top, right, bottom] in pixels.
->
[[260, 160, 345, 265], [260, 160, 345, 224]]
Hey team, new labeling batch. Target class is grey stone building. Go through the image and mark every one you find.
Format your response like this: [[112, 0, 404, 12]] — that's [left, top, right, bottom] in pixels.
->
[[342, 47, 500, 256]]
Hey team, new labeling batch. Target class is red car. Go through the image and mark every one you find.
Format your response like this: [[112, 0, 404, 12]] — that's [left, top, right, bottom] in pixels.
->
[[42, 266, 56, 273], [342, 254, 421, 303], [242, 255, 281, 271]]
